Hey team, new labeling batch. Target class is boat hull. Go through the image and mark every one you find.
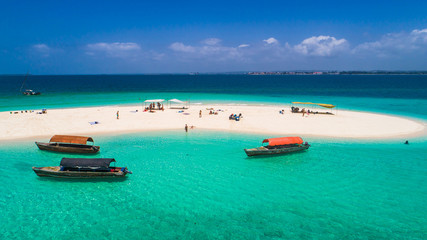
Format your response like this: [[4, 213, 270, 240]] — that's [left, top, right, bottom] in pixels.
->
[[23, 92, 41, 95], [244, 144, 310, 157], [35, 142, 100, 154], [32, 167, 128, 178]]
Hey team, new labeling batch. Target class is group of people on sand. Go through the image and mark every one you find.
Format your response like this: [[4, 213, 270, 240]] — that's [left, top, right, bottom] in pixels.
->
[[146, 102, 164, 111], [290, 106, 313, 117], [290, 106, 300, 113], [10, 110, 36, 114], [229, 113, 242, 121]]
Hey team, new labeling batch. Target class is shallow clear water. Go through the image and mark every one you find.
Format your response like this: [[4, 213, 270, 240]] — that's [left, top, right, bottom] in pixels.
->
[[1, 75, 426, 239], [0, 131, 426, 239]]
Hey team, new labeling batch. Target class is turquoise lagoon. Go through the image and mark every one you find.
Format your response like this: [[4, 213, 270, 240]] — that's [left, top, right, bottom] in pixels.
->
[[1, 132, 426, 239], [0, 75, 426, 239]]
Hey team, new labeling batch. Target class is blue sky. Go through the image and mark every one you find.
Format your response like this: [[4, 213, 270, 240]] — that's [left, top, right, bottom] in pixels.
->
[[1, 0, 426, 74]]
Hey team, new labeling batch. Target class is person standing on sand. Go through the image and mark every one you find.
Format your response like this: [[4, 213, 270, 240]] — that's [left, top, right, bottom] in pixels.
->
[[185, 124, 188, 132], [199, 110, 202, 118], [117, 111, 119, 119], [302, 108, 306, 117]]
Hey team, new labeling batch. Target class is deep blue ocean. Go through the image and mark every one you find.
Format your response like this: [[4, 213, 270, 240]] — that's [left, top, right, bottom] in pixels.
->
[[0, 75, 426, 239]]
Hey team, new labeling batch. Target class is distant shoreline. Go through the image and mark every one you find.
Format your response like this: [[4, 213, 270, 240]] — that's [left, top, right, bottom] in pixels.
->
[[246, 71, 427, 75], [1, 71, 427, 76]]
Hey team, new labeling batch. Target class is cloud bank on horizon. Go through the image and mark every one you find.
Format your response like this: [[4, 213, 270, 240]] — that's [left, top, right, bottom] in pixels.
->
[[20, 28, 426, 73]]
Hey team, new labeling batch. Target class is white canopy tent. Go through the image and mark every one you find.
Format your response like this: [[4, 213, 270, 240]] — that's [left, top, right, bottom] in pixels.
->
[[168, 98, 184, 103], [167, 98, 190, 109], [143, 99, 165, 110], [144, 99, 165, 103]]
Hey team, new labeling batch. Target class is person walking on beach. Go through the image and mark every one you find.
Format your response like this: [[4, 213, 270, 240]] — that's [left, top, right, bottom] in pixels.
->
[[116, 111, 119, 119], [199, 110, 202, 118], [185, 124, 188, 132], [302, 108, 306, 117]]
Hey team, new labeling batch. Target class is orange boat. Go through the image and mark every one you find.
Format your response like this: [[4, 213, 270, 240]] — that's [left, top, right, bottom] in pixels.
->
[[244, 137, 310, 157], [35, 135, 100, 154]]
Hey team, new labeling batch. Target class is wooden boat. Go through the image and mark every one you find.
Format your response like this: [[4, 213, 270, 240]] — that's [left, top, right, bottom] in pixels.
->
[[35, 135, 100, 154], [33, 158, 132, 178], [244, 137, 310, 157]]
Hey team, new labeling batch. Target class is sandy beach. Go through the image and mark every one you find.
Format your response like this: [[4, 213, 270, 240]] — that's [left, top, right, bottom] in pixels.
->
[[0, 104, 425, 141]]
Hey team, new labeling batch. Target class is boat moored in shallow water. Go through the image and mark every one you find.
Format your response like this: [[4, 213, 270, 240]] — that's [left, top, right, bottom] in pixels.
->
[[244, 137, 310, 157], [33, 158, 132, 178], [35, 135, 100, 154]]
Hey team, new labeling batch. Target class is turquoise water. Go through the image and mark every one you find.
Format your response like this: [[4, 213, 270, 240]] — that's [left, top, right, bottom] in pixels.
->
[[0, 131, 426, 239], [1, 75, 426, 239]]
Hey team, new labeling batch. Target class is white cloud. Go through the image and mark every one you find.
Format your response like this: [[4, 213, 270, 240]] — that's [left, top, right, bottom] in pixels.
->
[[202, 38, 222, 46], [355, 33, 409, 54], [87, 42, 140, 51], [166, 28, 426, 69], [150, 51, 166, 61], [294, 35, 349, 56], [353, 28, 427, 57], [169, 41, 244, 61], [169, 42, 196, 53], [263, 37, 279, 45], [238, 44, 250, 48], [411, 29, 427, 34], [410, 28, 427, 43], [32, 44, 51, 57], [33, 44, 50, 51], [86, 42, 141, 58]]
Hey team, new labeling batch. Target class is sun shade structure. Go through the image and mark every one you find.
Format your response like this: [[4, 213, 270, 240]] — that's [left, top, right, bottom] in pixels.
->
[[49, 135, 94, 145], [168, 98, 185, 103], [262, 137, 304, 147], [292, 102, 336, 108], [144, 99, 165, 103], [60, 158, 116, 168], [168, 98, 190, 109]]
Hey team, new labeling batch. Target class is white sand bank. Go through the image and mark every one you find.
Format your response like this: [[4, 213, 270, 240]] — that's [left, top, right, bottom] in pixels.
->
[[0, 105, 425, 141]]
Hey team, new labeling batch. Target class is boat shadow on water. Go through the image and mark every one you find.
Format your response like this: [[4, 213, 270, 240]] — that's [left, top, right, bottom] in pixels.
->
[[35, 177, 129, 183], [246, 150, 307, 159], [38, 150, 100, 157], [245, 150, 310, 162]]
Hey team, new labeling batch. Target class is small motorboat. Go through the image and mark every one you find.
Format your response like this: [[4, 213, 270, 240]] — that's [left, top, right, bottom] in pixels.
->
[[35, 135, 100, 154], [33, 158, 132, 178], [22, 89, 41, 95], [20, 72, 41, 95], [244, 137, 310, 157]]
